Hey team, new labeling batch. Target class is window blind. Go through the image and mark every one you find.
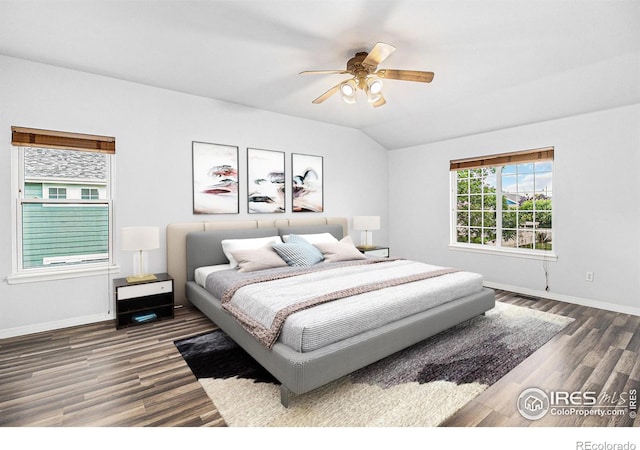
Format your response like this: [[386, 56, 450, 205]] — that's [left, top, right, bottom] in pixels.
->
[[449, 146, 553, 171], [11, 126, 115, 154]]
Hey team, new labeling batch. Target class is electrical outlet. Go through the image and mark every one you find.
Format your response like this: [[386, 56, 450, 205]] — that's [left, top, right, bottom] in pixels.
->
[[585, 271, 594, 282]]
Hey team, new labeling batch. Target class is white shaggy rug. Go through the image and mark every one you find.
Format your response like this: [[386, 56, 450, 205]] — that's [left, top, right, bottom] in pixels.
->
[[176, 302, 573, 427]]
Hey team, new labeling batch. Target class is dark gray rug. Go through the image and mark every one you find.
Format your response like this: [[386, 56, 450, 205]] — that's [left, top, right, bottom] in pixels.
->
[[175, 301, 573, 426]]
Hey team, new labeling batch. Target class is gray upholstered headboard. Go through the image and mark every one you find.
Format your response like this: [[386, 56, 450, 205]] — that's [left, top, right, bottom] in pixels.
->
[[167, 217, 348, 305], [277, 224, 343, 241]]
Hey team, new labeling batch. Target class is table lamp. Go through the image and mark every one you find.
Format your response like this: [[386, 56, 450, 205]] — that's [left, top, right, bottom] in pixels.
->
[[353, 216, 380, 249], [121, 226, 159, 282]]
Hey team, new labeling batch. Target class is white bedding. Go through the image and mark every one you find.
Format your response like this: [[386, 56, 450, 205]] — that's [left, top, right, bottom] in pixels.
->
[[201, 259, 484, 352], [195, 264, 232, 287], [279, 266, 482, 352]]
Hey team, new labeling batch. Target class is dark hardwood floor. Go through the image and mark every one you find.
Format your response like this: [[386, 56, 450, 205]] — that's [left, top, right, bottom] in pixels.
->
[[0, 306, 221, 426], [1, 291, 638, 427], [443, 291, 640, 427]]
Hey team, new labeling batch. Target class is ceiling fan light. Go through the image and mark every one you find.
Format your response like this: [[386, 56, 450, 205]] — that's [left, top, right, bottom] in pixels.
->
[[340, 84, 354, 96], [366, 90, 382, 104], [368, 78, 383, 94], [371, 95, 386, 108], [340, 79, 357, 104], [367, 94, 381, 104], [340, 80, 356, 97], [342, 93, 356, 104]]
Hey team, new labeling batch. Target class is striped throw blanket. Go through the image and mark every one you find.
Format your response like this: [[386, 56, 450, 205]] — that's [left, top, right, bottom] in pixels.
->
[[217, 259, 461, 349]]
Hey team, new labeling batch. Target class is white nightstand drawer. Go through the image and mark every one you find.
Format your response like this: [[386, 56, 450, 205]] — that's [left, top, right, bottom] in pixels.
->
[[365, 248, 389, 257], [117, 280, 173, 300]]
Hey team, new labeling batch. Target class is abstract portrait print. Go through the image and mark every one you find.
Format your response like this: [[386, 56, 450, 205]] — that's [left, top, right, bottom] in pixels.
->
[[192, 142, 239, 214], [291, 153, 323, 213], [247, 148, 285, 213]]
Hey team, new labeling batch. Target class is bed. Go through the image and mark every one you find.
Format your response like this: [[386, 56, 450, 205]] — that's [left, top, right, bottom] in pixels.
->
[[174, 218, 495, 407]]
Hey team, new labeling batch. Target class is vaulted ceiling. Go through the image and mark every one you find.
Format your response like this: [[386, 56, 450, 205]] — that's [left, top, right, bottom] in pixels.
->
[[1, 0, 639, 149]]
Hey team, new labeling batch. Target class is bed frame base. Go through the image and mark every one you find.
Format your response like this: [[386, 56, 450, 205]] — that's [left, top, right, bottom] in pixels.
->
[[181, 223, 495, 408], [280, 385, 292, 408], [187, 280, 495, 407]]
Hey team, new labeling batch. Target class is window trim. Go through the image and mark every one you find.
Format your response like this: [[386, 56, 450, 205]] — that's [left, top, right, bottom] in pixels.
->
[[8, 138, 119, 284], [449, 148, 556, 260], [448, 242, 558, 262], [7, 263, 121, 285]]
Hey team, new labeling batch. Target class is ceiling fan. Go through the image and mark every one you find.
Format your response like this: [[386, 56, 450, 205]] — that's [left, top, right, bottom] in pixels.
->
[[300, 42, 434, 108]]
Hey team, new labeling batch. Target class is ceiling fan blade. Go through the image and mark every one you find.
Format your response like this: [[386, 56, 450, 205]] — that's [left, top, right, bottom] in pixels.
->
[[312, 81, 344, 104], [371, 94, 386, 108], [376, 69, 435, 83], [300, 70, 350, 75], [362, 42, 396, 68]]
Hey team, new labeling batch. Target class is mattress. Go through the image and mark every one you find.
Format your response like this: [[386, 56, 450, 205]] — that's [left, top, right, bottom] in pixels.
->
[[195, 264, 232, 287], [200, 259, 484, 353]]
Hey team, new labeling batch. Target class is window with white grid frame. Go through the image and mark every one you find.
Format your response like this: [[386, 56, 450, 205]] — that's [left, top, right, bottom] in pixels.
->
[[81, 187, 100, 200], [48, 187, 67, 199], [451, 147, 554, 256], [10, 127, 116, 279]]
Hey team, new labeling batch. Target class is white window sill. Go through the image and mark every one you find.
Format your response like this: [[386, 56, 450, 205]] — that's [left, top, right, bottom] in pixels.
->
[[6, 264, 121, 285], [448, 244, 558, 262]]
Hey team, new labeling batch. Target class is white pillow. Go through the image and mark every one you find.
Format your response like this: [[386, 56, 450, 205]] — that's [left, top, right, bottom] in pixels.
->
[[221, 235, 282, 268], [231, 247, 288, 273], [340, 235, 356, 246], [314, 235, 367, 263], [281, 232, 339, 245]]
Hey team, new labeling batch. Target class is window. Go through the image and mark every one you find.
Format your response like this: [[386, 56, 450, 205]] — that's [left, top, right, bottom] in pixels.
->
[[9, 127, 116, 282], [81, 188, 100, 200], [450, 147, 554, 259], [48, 187, 67, 199]]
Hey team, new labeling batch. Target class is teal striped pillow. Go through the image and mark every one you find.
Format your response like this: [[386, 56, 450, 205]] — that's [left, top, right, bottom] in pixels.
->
[[272, 235, 324, 266]]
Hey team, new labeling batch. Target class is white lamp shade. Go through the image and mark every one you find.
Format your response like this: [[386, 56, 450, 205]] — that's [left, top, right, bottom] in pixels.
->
[[353, 216, 380, 231], [121, 226, 159, 251]]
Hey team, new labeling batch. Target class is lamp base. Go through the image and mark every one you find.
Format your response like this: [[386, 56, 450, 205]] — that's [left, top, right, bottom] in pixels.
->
[[359, 230, 374, 248], [356, 245, 377, 250], [126, 274, 157, 283]]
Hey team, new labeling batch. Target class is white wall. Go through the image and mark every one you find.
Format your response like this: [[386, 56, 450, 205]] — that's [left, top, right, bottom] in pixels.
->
[[389, 103, 640, 314], [0, 56, 389, 337], [2, 54, 637, 338]]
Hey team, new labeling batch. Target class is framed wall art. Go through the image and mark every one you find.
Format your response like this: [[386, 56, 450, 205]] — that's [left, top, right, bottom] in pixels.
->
[[247, 148, 285, 213], [192, 141, 239, 214], [291, 153, 323, 213]]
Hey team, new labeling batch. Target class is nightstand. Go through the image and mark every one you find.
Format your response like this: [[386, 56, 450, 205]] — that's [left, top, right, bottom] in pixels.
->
[[357, 246, 390, 258], [114, 273, 174, 329]]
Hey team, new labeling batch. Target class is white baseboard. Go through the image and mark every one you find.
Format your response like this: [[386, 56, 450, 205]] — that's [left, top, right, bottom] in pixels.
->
[[484, 281, 640, 317], [0, 313, 113, 340]]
